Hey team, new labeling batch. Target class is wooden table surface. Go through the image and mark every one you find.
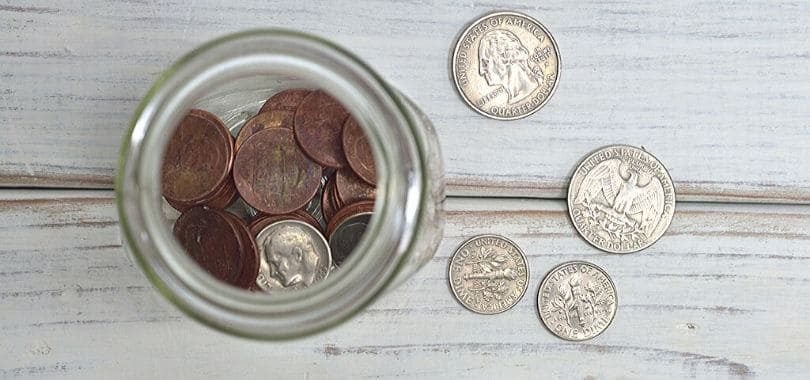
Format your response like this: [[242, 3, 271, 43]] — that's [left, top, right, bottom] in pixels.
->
[[1, 1, 808, 379]]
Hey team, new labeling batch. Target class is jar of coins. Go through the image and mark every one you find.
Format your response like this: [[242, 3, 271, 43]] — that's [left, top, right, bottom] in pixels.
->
[[116, 30, 445, 339]]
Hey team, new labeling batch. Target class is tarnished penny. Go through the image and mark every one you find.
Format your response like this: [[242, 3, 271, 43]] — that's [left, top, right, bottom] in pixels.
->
[[328, 211, 372, 266], [162, 109, 234, 207], [538, 261, 617, 341], [293, 90, 350, 168], [335, 168, 376, 206], [448, 235, 529, 314], [249, 211, 322, 236], [235, 110, 295, 149], [173, 206, 244, 285], [326, 200, 375, 239], [452, 11, 560, 120], [218, 210, 260, 289], [233, 128, 322, 215], [255, 220, 332, 292], [567, 145, 675, 253], [258, 88, 311, 114], [342, 117, 376, 185], [321, 174, 339, 223]]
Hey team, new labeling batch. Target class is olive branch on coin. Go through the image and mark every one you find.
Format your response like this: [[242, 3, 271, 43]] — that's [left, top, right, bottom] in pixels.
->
[[463, 247, 516, 302]]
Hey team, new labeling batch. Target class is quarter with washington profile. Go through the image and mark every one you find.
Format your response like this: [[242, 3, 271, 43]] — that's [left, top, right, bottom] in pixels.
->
[[452, 11, 560, 120]]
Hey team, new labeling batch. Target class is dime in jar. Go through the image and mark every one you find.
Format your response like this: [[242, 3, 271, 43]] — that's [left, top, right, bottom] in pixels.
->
[[567, 145, 675, 253], [255, 220, 332, 292], [451, 11, 560, 120], [448, 235, 529, 314], [537, 261, 617, 341]]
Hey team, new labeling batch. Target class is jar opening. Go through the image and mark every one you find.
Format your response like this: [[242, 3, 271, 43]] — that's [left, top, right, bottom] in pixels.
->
[[117, 30, 425, 339]]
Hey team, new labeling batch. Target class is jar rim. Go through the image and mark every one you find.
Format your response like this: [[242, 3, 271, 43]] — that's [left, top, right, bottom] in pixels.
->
[[116, 29, 426, 339]]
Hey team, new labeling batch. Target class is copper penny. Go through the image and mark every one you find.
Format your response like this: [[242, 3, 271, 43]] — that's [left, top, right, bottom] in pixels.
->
[[326, 200, 375, 239], [249, 211, 322, 238], [235, 110, 295, 150], [292, 209, 323, 232], [258, 88, 312, 114], [173, 206, 244, 285], [249, 214, 293, 237], [321, 174, 339, 223], [234, 128, 322, 215], [342, 117, 377, 185], [293, 90, 350, 168], [335, 168, 376, 206], [162, 109, 234, 208], [204, 175, 238, 209], [218, 210, 260, 289]]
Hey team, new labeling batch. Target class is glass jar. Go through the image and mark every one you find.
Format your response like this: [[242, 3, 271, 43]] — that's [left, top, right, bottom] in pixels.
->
[[116, 29, 445, 339]]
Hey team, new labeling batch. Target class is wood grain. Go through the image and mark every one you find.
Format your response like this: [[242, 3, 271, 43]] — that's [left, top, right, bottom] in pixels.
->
[[1, 190, 808, 378], [1, 1, 809, 202]]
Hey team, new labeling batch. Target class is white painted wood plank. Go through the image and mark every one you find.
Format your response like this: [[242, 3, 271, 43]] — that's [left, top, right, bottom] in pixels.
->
[[1, 190, 808, 378], [1, 1, 809, 202]]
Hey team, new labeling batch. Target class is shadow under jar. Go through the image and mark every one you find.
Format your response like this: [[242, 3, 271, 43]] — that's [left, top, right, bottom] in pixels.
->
[[116, 29, 445, 339]]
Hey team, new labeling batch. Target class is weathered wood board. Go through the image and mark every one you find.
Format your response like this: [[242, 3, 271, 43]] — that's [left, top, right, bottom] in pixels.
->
[[1, 1, 810, 202], [0, 191, 807, 378]]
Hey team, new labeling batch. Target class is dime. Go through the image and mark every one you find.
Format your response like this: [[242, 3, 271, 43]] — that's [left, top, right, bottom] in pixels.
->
[[451, 11, 560, 120], [335, 168, 376, 206], [448, 235, 529, 314], [235, 110, 295, 149], [328, 212, 371, 266], [567, 145, 675, 253], [173, 206, 245, 286], [161, 109, 234, 209], [255, 220, 332, 292], [342, 117, 376, 185], [537, 261, 617, 341], [233, 128, 322, 215], [293, 90, 350, 168], [258, 88, 311, 114]]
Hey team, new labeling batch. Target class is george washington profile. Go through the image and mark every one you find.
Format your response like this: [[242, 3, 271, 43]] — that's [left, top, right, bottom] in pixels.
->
[[478, 30, 542, 104]]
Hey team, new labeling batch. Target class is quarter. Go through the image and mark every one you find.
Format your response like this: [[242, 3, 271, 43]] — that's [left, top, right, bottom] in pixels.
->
[[567, 145, 676, 253], [451, 11, 560, 120]]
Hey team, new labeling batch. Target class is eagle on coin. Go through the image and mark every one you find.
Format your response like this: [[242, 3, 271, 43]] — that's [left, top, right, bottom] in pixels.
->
[[574, 159, 665, 236]]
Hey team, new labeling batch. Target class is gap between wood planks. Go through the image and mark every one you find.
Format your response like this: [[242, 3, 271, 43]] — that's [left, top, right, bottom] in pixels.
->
[[1, 188, 809, 210]]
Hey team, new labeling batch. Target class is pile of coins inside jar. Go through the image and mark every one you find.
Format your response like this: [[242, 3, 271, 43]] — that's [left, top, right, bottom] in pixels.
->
[[161, 89, 377, 292]]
